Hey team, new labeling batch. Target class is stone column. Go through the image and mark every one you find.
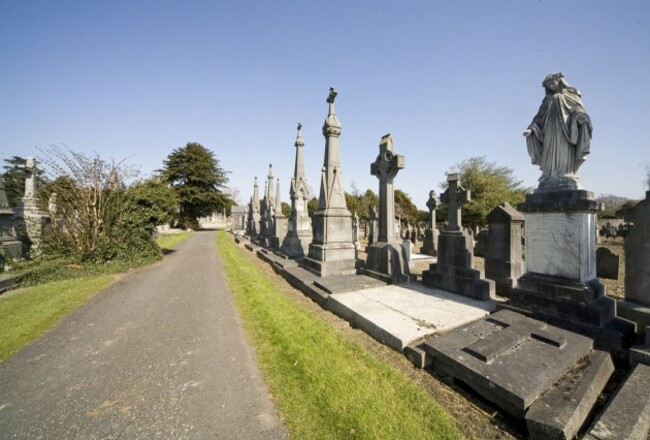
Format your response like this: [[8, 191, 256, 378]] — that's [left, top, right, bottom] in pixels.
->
[[247, 177, 261, 239], [13, 157, 49, 256], [301, 88, 357, 277], [421, 190, 439, 256], [270, 178, 287, 249], [364, 134, 410, 283]]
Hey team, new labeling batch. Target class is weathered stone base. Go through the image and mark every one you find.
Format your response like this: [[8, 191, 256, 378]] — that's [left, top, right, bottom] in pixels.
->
[[618, 301, 650, 334], [526, 350, 614, 440], [302, 240, 357, 277], [508, 274, 617, 328], [584, 363, 650, 440], [364, 241, 411, 284], [422, 310, 594, 419], [279, 231, 312, 259]]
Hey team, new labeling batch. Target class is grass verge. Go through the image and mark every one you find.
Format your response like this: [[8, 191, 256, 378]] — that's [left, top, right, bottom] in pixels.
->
[[0, 275, 115, 362], [216, 231, 464, 440], [155, 231, 193, 251]]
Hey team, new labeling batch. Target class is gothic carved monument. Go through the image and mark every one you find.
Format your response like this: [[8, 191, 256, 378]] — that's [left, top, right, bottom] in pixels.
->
[[364, 134, 410, 283], [302, 88, 357, 277]]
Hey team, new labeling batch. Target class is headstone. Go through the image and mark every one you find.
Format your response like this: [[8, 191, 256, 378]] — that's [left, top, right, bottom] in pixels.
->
[[473, 229, 488, 258], [367, 205, 378, 245], [0, 177, 22, 260], [364, 134, 410, 284], [619, 191, 650, 335], [352, 212, 360, 251], [260, 164, 276, 247], [281, 123, 313, 258], [301, 88, 357, 277], [508, 73, 633, 343], [231, 205, 247, 231], [421, 190, 439, 257], [270, 178, 287, 249], [596, 247, 619, 280], [485, 202, 525, 296], [13, 157, 49, 256], [422, 174, 494, 300]]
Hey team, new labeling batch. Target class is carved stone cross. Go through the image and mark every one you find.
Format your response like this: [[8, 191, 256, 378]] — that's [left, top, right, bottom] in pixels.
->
[[441, 173, 470, 232], [426, 190, 438, 230], [371, 134, 405, 242]]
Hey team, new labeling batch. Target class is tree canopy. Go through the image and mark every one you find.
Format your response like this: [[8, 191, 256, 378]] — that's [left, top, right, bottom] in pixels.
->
[[160, 142, 232, 229], [440, 156, 531, 229]]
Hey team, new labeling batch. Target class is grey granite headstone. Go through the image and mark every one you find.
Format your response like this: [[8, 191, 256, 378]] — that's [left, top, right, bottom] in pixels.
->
[[485, 202, 524, 296], [364, 134, 410, 284], [281, 123, 313, 258], [596, 247, 620, 280], [422, 174, 494, 300], [301, 88, 357, 277], [619, 191, 650, 335]]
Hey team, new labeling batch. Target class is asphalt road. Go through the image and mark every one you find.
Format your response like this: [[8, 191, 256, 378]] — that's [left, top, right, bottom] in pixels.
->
[[0, 231, 288, 439]]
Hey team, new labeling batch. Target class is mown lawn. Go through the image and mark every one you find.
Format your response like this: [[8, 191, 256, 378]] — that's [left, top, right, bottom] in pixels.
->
[[216, 231, 464, 440]]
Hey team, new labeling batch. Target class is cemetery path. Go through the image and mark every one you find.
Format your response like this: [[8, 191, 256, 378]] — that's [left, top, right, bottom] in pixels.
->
[[0, 230, 288, 440]]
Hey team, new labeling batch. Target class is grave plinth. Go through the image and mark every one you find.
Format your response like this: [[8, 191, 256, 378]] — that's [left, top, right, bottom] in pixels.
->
[[508, 191, 629, 334]]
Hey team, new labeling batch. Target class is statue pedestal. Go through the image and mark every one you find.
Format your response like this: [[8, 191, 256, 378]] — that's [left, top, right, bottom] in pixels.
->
[[301, 208, 357, 277], [507, 190, 635, 347]]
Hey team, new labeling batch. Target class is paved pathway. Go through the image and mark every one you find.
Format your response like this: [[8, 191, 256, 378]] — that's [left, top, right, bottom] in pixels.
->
[[0, 231, 288, 439]]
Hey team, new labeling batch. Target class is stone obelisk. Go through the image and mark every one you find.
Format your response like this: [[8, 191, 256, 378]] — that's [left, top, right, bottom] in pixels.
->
[[281, 123, 313, 258], [270, 178, 287, 249], [302, 88, 357, 277], [247, 177, 260, 239]]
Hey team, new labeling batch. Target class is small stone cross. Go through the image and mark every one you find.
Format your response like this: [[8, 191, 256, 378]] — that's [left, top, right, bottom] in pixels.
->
[[371, 134, 405, 243], [441, 173, 470, 231]]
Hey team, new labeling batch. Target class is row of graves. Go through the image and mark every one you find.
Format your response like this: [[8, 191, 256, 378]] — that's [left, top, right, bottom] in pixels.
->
[[233, 78, 650, 439]]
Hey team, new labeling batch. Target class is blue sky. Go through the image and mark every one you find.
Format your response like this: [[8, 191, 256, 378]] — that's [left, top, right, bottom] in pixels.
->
[[1, 1, 649, 208]]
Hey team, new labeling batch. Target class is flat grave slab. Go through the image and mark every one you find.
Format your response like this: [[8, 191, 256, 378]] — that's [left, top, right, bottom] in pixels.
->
[[328, 283, 496, 351], [422, 309, 594, 419]]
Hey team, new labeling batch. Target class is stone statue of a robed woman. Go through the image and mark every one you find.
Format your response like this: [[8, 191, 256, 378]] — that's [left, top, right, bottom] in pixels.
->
[[523, 72, 593, 192]]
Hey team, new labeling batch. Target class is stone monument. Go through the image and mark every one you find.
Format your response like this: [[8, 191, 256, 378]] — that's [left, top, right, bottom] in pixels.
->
[[280, 123, 313, 258], [421, 190, 439, 257], [0, 177, 22, 260], [364, 134, 410, 284], [259, 165, 276, 247], [247, 177, 261, 239], [422, 174, 494, 300], [485, 202, 524, 296], [13, 157, 49, 256], [367, 205, 378, 245], [619, 191, 650, 333], [301, 88, 357, 277], [509, 73, 633, 342], [270, 178, 287, 249]]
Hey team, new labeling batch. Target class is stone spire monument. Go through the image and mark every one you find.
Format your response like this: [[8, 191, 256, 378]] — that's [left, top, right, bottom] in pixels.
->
[[281, 123, 313, 258], [270, 178, 287, 249], [364, 134, 410, 283], [509, 73, 633, 344], [247, 177, 260, 239], [302, 88, 357, 277], [261, 164, 275, 247], [13, 157, 49, 256]]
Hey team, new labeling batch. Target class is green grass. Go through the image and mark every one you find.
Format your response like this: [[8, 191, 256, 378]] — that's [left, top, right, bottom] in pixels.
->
[[216, 231, 464, 440], [0, 275, 115, 362], [155, 231, 192, 251]]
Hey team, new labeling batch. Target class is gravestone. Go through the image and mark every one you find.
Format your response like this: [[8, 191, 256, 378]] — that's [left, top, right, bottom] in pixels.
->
[[619, 191, 650, 334], [270, 179, 287, 249], [596, 247, 619, 280], [230, 205, 247, 231], [352, 212, 360, 252], [364, 134, 410, 284], [421, 190, 439, 257], [508, 73, 633, 344], [485, 202, 524, 296], [281, 123, 313, 258], [260, 164, 276, 247], [367, 205, 378, 245], [301, 88, 357, 277], [13, 157, 49, 256], [422, 174, 494, 300], [473, 229, 488, 258], [0, 177, 22, 260]]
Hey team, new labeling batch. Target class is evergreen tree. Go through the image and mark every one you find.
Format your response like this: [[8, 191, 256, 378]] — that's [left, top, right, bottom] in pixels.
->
[[161, 143, 231, 229]]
